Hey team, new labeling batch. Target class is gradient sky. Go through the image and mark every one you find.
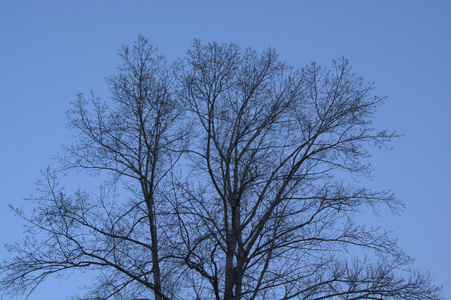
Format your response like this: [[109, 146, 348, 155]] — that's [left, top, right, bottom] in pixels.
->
[[1, 1, 450, 299]]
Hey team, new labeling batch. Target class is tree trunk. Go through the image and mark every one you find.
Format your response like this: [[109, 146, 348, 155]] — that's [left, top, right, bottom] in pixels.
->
[[224, 245, 236, 300], [224, 191, 243, 300], [146, 196, 162, 300]]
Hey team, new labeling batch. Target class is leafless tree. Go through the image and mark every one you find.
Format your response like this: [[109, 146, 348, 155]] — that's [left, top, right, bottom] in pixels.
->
[[1, 36, 188, 300], [1, 38, 443, 300], [170, 40, 442, 300]]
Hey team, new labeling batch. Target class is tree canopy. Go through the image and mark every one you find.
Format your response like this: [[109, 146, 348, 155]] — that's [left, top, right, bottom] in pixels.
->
[[0, 36, 443, 300]]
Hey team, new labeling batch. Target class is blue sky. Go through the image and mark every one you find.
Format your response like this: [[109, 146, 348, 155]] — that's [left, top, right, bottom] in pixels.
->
[[1, 1, 450, 299]]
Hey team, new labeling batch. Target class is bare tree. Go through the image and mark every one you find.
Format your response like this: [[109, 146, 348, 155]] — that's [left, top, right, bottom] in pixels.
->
[[171, 41, 442, 299], [1, 36, 187, 300], [1, 38, 443, 300]]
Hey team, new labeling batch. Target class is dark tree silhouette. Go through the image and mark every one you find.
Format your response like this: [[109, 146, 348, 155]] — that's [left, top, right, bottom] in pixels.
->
[[0, 37, 443, 300], [1, 36, 187, 300]]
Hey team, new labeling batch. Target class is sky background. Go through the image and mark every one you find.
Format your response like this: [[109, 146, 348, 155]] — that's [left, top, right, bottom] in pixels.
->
[[1, 1, 450, 299]]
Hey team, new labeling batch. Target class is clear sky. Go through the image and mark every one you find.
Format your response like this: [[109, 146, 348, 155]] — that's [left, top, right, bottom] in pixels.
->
[[1, 1, 450, 299]]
